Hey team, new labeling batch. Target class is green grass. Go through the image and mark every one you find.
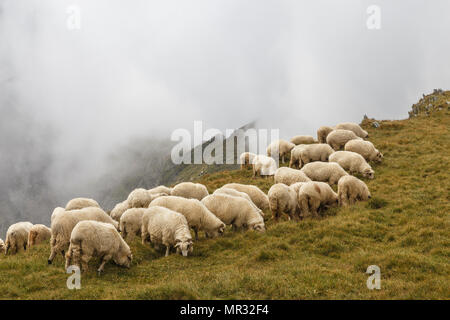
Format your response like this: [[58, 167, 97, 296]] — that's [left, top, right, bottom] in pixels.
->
[[0, 102, 449, 299]]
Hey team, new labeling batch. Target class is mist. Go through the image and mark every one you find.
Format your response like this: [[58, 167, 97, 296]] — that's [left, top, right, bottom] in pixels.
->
[[1, 0, 450, 235]]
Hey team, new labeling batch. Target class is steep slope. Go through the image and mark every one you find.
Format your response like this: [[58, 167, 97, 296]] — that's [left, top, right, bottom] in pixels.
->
[[0, 92, 448, 299]]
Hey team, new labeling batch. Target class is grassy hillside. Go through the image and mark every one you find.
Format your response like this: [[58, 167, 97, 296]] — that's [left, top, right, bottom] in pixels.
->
[[0, 95, 449, 299]]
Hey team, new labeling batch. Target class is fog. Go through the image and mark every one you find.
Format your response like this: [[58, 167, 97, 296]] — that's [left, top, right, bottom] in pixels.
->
[[1, 0, 449, 234]]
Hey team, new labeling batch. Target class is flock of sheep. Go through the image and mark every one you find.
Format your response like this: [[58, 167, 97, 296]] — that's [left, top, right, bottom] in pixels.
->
[[0, 122, 383, 275]]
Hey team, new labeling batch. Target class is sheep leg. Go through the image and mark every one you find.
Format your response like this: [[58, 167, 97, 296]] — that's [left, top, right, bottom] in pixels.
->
[[165, 245, 170, 257], [193, 227, 199, 240], [97, 255, 112, 275], [81, 254, 90, 273]]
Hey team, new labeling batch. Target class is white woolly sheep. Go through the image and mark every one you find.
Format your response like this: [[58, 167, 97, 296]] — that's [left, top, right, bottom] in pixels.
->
[[65, 221, 132, 274], [266, 139, 295, 163], [337, 175, 371, 206], [274, 167, 311, 185], [127, 188, 168, 208], [170, 182, 209, 201], [289, 143, 335, 169], [51, 207, 66, 224], [222, 183, 270, 211], [65, 197, 100, 211], [239, 152, 257, 169], [28, 224, 51, 248], [252, 154, 277, 177], [48, 207, 118, 264], [141, 206, 193, 257], [317, 126, 334, 143], [4, 222, 33, 255], [335, 122, 369, 138], [150, 196, 226, 240], [297, 181, 339, 218], [148, 185, 172, 195], [301, 162, 349, 185], [268, 183, 298, 221], [329, 151, 374, 179], [289, 182, 308, 195], [110, 200, 130, 222], [119, 208, 147, 240], [213, 187, 264, 217], [290, 135, 316, 145], [344, 139, 383, 163], [202, 194, 265, 232], [326, 129, 362, 150]]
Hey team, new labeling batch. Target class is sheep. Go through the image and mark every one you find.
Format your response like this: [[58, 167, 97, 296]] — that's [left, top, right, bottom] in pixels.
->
[[290, 135, 316, 145], [148, 185, 172, 195], [170, 182, 209, 201], [27, 224, 51, 248], [213, 187, 264, 217], [289, 143, 334, 169], [317, 126, 334, 143], [65, 197, 100, 211], [239, 152, 257, 169], [329, 151, 374, 179], [274, 167, 311, 186], [222, 183, 270, 211], [4, 222, 33, 255], [337, 175, 371, 206], [266, 139, 295, 163], [289, 182, 308, 195], [252, 154, 277, 177], [335, 122, 368, 138], [202, 194, 265, 232], [51, 207, 66, 224], [301, 162, 349, 185], [345, 139, 383, 163], [268, 183, 298, 221], [48, 207, 119, 264], [110, 200, 130, 222], [150, 196, 226, 240], [119, 208, 147, 240], [127, 188, 168, 208], [141, 206, 193, 257], [297, 181, 338, 218], [65, 221, 132, 274], [326, 129, 362, 150]]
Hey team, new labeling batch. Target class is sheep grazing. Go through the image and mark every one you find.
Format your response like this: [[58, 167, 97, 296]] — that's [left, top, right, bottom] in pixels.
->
[[337, 175, 371, 206], [51, 207, 66, 224], [335, 122, 369, 138], [266, 139, 295, 163], [141, 206, 193, 257], [4, 222, 33, 255], [28, 224, 51, 248], [65, 221, 132, 274], [110, 200, 130, 222], [317, 126, 334, 143], [301, 162, 349, 185], [297, 182, 338, 218], [290, 135, 316, 145], [329, 151, 374, 179], [274, 167, 311, 185], [119, 208, 147, 240], [289, 143, 335, 169], [127, 188, 168, 208], [239, 152, 257, 169], [148, 185, 172, 195], [48, 207, 118, 264], [326, 129, 362, 150], [150, 196, 225, 240], [65, 197, 100, 211], [345, 139, 383, 163], [252, 154, 277, 177], [222, 183, 270, 211], [202, 194, 265, 232], [268, 183, 298, 221], [170, 182, 209, 201], [213, 187, 264, 217]]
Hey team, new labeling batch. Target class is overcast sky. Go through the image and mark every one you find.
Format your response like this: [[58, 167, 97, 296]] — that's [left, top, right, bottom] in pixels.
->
[[0, 0, 449, 228]]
